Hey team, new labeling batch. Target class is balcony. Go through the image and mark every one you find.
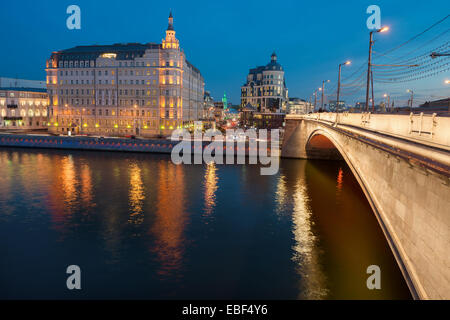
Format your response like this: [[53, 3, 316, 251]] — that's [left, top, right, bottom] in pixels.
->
[[7, 104, 18, 109], [3, 117, 23, 121]]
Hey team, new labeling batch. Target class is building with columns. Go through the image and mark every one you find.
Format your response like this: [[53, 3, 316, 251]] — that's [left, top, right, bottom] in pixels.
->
[[240, 53, 288, 113], [46, 12, 204, 137]]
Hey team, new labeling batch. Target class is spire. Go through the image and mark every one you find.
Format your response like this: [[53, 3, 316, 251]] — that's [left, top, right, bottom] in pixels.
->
[[167, 10, 174, 30], [271, 52, 277, 62]]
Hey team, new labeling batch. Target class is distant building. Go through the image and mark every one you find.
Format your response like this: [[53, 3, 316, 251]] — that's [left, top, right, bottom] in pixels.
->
[[45, 12, 204, 137], [240, 103, 285, 129], [0, 77, 46, 89], [420, 98, 450, 111], [0, 87, 48, 130], [203, 90, 215, 119], [240, 52, 288, 113], [287, 98, 313, 114], [328, 100, 346, 112], [354, 102, 366, 111]]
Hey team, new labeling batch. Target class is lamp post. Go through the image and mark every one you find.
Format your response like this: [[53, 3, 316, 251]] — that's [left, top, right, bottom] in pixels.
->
[[383, 93, 390, 113], [321, 80, 330, 110], [407, 89, 414, 112], [313, 88, 320, 111], [365, 26, 389, 112], [337, 61, 351, 113]]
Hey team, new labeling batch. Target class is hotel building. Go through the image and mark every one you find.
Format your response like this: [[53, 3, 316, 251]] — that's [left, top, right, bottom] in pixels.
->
[[240, 52, 288, 113], [0, 87, 48, 130], [46, 12, 204, 137]]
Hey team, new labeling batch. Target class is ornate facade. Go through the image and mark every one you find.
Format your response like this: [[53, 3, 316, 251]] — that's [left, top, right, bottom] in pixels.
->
[[240, 53, 288, 113], [46, 12, 204, 137]]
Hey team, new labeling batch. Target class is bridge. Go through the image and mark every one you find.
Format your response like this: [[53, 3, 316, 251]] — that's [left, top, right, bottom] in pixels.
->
[[282, 112, 450, 300]]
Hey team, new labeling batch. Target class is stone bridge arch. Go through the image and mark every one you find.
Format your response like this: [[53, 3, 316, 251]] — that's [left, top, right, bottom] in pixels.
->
[[282, 116, 450, 300]]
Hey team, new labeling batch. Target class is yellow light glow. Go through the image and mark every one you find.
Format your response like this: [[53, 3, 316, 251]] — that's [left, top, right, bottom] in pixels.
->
[[95, 123, 99, 128], [101, 53, 117, 59], [114, 124, 118, 128], [83, 123, 88, 127], [345, 61, 351, 65], [379, 26, 389, 33]]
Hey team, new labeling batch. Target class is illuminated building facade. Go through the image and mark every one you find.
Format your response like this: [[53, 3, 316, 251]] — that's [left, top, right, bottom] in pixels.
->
[[0, 87, 48, 129], [240, 52, 288, 113], [287, 98, 313, 114], [46, 12, 204, 137]]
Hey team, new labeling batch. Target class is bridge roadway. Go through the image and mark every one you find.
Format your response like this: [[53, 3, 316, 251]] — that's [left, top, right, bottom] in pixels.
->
[[282, 112, 450, 300]]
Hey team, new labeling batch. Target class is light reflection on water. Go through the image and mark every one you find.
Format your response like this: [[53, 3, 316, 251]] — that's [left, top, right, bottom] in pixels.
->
[[0, 148, 411, 299]]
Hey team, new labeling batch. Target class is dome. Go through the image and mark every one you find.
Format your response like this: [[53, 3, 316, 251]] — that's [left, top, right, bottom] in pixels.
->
[[265, 52, 283, 71], [265, 61, 283, 71]]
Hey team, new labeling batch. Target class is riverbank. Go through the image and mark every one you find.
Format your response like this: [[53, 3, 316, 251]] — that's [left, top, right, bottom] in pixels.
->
[[0, 133, 181, 154], [0, 133, 274, 155]]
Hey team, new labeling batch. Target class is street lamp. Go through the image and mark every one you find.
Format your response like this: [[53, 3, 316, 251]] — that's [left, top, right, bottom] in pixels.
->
[[365, 26, 389, 112], [407, 89, 414, 112], [445, 79, 450, 84], [337, 60, 351, 113], [383, 93, 390, 112], [313, 87, 321, 111], [321, 80, 330, 110]]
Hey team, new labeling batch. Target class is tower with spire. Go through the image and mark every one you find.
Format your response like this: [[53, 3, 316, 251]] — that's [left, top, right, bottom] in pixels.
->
[[162, 10, 179, 50]]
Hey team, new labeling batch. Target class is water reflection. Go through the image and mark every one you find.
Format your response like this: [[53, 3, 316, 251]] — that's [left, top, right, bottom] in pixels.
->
[[203, 163, 218, 218], [275, 174, 287, 216], [150, 162, 187, 277], [285, 161, 328, 299], [128, 162, 145, 225], [80, 163, 94, 211], [336, 167, 344, 204], [0, 149, 411, 299]]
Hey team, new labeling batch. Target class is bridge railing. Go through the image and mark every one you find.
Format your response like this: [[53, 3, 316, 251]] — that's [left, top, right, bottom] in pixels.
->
[[287, 112, 450, 149]]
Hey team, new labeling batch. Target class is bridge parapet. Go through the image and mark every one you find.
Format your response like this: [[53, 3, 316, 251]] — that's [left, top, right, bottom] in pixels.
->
[[286, 112, 450, 150]]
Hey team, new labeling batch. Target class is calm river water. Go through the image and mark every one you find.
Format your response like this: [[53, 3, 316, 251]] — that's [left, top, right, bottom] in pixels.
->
[[0, 148, 411, 299]]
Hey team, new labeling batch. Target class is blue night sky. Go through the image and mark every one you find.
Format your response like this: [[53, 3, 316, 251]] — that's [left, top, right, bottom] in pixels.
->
[[1, 0, 449, 106]]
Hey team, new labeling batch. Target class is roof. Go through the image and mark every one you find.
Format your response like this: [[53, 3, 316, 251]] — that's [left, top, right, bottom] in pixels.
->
[[0, 87, 47, 93], [51, 43, 162, 61]]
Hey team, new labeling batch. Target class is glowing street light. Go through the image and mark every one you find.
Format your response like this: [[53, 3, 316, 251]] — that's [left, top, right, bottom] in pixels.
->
[[337, 60, 351, 112], [366, 26, 390, 112], [383, 93, 390, 112], [407, 89, 414, 112]]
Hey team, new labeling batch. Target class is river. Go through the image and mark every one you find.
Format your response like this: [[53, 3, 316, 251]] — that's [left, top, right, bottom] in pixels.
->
[[0, 148, 411, 299]]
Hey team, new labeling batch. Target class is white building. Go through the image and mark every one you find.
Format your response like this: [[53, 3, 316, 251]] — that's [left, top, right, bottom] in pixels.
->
[[46, 12, 204, 137], [0, 87, 48, 129], [287, 98, 313, 114], [240, 53, 288, 113]]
